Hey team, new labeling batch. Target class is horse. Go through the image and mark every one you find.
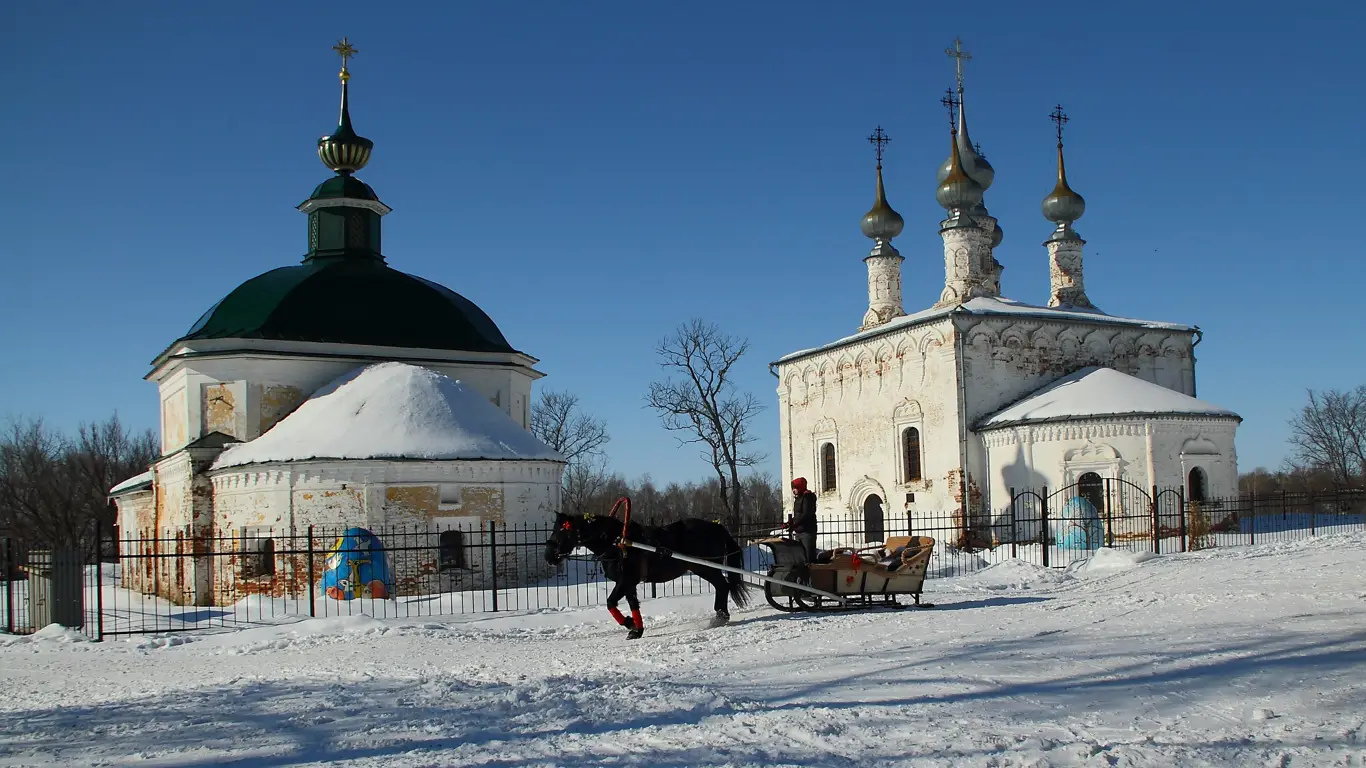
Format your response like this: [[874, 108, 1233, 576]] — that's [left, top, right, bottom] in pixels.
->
[[543, 509, 752, 639]]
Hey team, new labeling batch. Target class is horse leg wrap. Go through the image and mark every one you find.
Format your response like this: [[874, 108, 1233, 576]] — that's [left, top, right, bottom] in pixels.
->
[[608, 607, 630, 627], [631, 608, 644, 630]]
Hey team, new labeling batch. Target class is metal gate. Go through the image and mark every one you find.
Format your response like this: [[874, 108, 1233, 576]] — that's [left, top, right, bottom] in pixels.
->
[[1009, 479, 1194, 568]]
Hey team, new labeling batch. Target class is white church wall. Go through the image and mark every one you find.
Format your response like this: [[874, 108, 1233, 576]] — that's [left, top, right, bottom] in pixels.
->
[[958, 317, 1197, 525], [776, 320, 963, 544], [959, 318, 1197, 428], [202, 459, 564, 605], [1153, 421, 1240, 502], [981, 416, 1240, 544], [117, 451, 204, 603], [158, 368, 191, 454]]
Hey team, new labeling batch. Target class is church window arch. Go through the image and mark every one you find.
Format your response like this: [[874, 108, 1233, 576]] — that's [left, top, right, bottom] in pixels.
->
[[1077, 472, 1105, 514], [863, 494, 885, 543], [1188, 467, 1208, 502], [821, 443, 837, 493], [902, 427, 923, 483], [893, 399, 925, 486]]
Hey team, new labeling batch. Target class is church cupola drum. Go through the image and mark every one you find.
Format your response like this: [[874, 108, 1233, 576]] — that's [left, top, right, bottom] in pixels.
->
[[300, 37, 390, 265], [934, 92, 994, 308], [859, 126, 907, 331], [171, 39, 519, 356], [1041, 105, 1095, 310]]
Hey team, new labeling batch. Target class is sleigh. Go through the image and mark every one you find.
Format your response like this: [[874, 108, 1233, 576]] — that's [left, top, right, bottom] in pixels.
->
[[757, 535, 936, 612]]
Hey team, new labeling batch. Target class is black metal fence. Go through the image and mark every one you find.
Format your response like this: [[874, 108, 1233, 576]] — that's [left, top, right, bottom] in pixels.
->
[[2, 486, 1362, 640]]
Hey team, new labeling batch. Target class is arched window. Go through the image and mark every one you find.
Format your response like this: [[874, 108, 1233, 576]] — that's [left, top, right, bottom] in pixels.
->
[[1188, 467, 1208, 502], [863, 494, 885, 543], [1077, 472, 1105, 515], [821, 442, 837, 492], [902, 427, 922, 482], [439, 530, 467, 571]]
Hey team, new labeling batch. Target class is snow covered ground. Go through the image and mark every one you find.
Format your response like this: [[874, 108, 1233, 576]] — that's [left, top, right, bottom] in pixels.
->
[[2, 533, 1365, 767]]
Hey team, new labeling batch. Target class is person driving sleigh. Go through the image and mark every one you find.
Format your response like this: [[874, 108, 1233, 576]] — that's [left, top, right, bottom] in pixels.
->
[[786, 477, 818, 562]]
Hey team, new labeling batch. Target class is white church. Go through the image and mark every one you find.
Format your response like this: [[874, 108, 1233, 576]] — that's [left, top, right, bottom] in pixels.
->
[[772, 52, 1241, 545], [110, 42, 564, 605]]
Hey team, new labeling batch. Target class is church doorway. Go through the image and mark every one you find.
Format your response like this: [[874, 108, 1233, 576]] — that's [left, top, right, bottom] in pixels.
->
[[863, 494, 885, 543], [1188, 467, 1208, 502], [1077, 472, 1105, 515]]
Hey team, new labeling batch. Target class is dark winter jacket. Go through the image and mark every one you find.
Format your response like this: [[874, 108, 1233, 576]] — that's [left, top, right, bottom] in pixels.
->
[[789, 491, 817, 534]]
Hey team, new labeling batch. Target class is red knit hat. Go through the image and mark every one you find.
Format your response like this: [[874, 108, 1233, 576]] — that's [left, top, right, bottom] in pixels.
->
[[791, 477, 808, 492]]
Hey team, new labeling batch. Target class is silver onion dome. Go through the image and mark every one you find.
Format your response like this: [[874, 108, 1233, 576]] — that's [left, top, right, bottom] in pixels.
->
[[861, 164, 904, 241], [937, 94, 994, 191], [937, 131, 984, 212], [1041, 143, 1085, 224]]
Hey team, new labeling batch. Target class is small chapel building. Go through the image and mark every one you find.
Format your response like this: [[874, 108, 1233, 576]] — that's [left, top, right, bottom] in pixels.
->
[[772, 56, 1241, 545], [110, 43, 565, 605]]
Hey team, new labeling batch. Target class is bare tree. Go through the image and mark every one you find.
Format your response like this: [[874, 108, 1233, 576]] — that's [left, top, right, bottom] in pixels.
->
[[1287, 386, 1366, 485], [561, 455, 614, 515], [646, 318, 766, 525], [0, 414, 156, 558], [531, 390, 610, 468]]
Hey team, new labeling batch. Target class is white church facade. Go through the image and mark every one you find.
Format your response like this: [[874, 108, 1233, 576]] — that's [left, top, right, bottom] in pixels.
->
[[773, 56, 1240, 546], [110, 43, 565, 605]]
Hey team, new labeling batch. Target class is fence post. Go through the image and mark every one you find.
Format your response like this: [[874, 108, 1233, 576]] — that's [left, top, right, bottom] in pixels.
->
[[94, 517, 104, 642], [1008, 487, 1018, 559], [1309, 491, 1316, 536], [488, 520, 499, 612], [4, 538, 13, 634], [1040, 486, 1050, 569], [1178, 487, 1188, 553], [1150, 485, 1160, 554], [307, 526, 316, 618], [1103, 479, 1114, 548], [1247, 492, 1254, 546]]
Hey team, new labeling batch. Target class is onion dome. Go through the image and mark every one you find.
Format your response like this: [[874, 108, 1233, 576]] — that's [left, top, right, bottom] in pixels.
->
[[317, 38, 373, 175], [937, 93, 995, 191], [937, 129, 984, 213], [991, 220, 1004, 248], [861, 163, 904, 241], [1042, 143, 1086, 233]]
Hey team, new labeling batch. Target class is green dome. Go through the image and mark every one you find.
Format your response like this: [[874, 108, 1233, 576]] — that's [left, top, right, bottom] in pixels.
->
[[180, 260, 516, 353], [308, 175, 379, 202]]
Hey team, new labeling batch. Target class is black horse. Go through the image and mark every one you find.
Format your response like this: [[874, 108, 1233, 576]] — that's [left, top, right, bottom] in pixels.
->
[[543, 511, 752, 639]]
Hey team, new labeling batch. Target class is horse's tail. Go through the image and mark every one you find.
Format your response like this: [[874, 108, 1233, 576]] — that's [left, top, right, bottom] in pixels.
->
[[724, 531, 753, 608]]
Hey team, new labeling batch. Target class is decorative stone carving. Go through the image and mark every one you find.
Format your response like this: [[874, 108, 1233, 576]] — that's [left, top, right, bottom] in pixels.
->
[[861, 254, 906, 331], [936, 224, 995, 308], [1047, 237, 1094, 309]]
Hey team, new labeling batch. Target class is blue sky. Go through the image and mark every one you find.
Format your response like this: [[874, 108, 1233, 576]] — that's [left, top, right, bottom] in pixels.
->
[[3, 1, 1363, 485]]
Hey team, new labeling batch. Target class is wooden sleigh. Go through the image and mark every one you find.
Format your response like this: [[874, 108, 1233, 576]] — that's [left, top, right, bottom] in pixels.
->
[[757, 535, 936, 612]]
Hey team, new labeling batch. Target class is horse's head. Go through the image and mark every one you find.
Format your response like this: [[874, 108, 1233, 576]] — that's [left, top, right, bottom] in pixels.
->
[[544, 512, 583, 565], [544, 511, 618, 565]]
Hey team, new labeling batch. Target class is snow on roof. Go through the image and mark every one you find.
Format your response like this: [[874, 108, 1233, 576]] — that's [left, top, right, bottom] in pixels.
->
[[775, 296, 1193, 365], [212, 362, 564, 469], [109, 470, 153, 496], [977, 366, 1241, 430]]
